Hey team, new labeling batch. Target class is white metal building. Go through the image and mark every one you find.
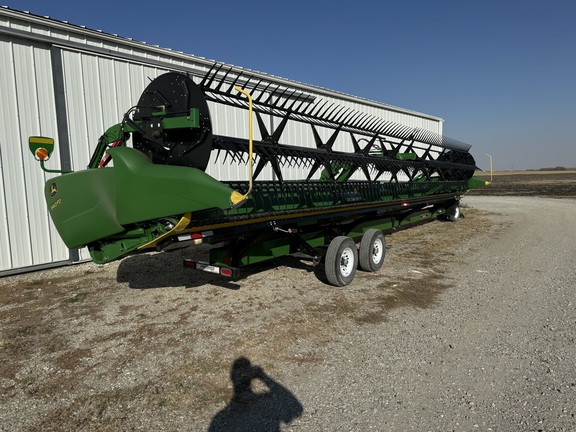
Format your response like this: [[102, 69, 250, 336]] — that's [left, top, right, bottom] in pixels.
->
[[0, 6, 445, 276]]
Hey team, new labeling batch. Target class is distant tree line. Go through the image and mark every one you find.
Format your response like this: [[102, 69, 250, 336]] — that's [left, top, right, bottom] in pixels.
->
[[527, 167, 575, 171]]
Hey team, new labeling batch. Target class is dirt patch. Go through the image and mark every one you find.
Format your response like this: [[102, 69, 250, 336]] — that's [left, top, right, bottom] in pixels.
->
[[470, 170, 576, 197], [1, 206, 494, 430]]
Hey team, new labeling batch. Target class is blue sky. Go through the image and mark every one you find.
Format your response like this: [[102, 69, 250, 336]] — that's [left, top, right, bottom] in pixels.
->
[[5, 0, 576, 170]]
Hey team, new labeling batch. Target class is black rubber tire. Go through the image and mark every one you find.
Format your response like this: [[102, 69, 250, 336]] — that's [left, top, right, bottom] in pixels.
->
[[325, 236, 358, 287], [359, 229, 386, 272], [447, 203, 461, 222]]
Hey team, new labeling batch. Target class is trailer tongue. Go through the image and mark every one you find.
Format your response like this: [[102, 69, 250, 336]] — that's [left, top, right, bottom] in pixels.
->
[[29, 67, 488, 286]]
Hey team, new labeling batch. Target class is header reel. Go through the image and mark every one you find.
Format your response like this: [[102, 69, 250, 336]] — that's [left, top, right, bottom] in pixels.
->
[[122, 66, 477, 186], [131, 72, 213, 171]]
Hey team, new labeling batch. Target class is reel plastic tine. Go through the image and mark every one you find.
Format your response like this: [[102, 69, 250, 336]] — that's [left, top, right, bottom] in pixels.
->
[[210, 65, 230, 91], [386, 123, 405, 137], [381, 120, 397, 135], [321, 103, 340, 121], [300, 99, 318, 115], [370, 117, 386, 133], [366, 116, 383, 132], [355, 111, 373, 129], [358, 114, 374, 129], [306, 99, 328, 116], [327, 105, 345, 123], [215, 67, 233, 92], [247, 77, 265, 99], [275, 88, 294, 109], [351, 112, 371, 129], [232, 151, 244, 165], [200, 62, 221, 88], [376, 118, 392, 135], [279, 89, 299, 109], [222, 149, 230, 164], [199, 64, 213, 88], [345, 111, 364, 129], [292, 95, 314, 113], [417, 130, 432, 146], [242, 74, 259, 94], [313, 101, 335, 119], [262, 83, 282, 105], [254, 81, 274, 103], [272, 86, 291, 107], [227, 72, 244, 94], [338, 109, 357, 126], [285, 93, 306, 111], [388, 123, 409, 138], [333, 106, 351, 123], [359, 116, 376, 131]]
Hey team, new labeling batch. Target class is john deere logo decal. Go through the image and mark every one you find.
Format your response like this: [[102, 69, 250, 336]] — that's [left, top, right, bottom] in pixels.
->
[[50, 182, 58, 197]]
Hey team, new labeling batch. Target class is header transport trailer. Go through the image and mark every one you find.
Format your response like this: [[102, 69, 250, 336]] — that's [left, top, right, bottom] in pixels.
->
[[29, 67, 488, 286]]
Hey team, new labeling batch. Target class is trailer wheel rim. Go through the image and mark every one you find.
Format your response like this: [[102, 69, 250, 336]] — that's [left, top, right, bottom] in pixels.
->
[[340, 247, 355, 277], [372, 238, 384, 264], [453, 205, 461, 219]]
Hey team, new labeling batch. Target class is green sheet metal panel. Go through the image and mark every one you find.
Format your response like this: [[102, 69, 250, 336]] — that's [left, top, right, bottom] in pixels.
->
[[45, 168, 123, 249], [110, 147, 235, 225]]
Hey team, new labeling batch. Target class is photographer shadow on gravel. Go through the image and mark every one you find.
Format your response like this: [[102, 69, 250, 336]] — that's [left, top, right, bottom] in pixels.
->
[[208, 357, 303, 432]]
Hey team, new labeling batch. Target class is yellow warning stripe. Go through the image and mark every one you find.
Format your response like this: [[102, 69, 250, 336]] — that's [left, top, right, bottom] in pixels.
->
[[137, 212, 192, 250], [30, 136, 54, 145]]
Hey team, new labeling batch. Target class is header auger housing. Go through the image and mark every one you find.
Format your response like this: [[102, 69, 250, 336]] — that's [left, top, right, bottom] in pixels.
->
[[30, 66, 487, 286]]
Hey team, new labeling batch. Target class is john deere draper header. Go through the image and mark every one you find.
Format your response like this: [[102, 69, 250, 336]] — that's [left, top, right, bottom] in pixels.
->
[[30, 65, 487, 286]]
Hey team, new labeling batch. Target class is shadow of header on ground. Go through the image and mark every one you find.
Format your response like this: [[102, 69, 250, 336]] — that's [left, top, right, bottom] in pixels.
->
[[116, 249, 321, 290]]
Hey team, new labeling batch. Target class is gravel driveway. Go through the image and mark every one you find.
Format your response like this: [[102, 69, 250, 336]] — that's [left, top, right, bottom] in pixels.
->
[[287, 196, 576, 431], [1, 196, 575, 431]]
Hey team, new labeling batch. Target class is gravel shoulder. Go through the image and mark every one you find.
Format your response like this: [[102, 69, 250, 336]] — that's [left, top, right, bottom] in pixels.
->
[[1, 196, 576, 431], [290, 196, 576, 431]]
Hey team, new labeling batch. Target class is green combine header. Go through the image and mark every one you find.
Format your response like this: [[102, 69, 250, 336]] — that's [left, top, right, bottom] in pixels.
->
[[30, 67, 487, 286]]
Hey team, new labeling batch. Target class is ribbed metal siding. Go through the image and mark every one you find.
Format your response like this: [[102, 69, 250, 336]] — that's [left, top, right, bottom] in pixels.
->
[[0, 34, 67, 272], [59, 50, 167, 172]]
